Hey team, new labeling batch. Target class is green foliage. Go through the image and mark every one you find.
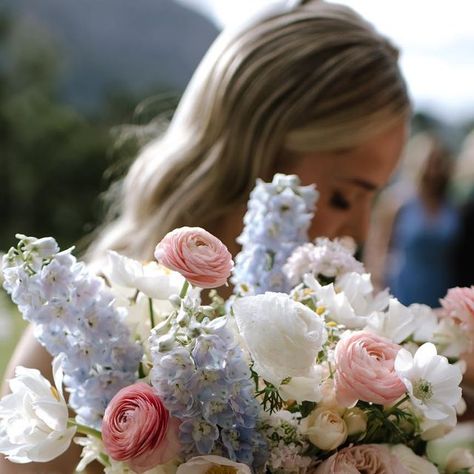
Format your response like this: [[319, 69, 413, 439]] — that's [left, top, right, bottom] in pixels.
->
[[0, 12, 179, 253], [356, 400, 426, 454]]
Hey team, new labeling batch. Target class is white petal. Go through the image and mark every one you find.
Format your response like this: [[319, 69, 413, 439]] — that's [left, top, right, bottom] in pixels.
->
[[413, 343, 437, 369], [25, 426, 76, 462], [32, 399, 69, 431], [394, 347, 414, 375], [233, 292, 325, 383]]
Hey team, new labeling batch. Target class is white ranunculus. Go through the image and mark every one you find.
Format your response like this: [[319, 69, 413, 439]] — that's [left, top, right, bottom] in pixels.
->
[[365, 298, 416, 344], [176, 455, 251, 474], [305, 272, 389, 329], [0, 357, 76, 463], [390, 445, 438, 474], [233, 292, 326, 401], [395, 343, 462, 421], [300, 407, 348, 450], [106, 250, 185, 300]]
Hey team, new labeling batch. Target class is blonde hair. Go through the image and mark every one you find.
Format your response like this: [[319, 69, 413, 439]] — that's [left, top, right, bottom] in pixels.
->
[[88, 0, 409, 262]]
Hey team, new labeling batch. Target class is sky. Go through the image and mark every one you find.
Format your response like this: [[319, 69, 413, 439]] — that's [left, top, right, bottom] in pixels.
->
[[177, 0, 474, 124]]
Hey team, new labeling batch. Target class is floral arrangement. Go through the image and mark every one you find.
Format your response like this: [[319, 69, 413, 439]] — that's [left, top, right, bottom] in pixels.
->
[[1, 175, 473, 474]]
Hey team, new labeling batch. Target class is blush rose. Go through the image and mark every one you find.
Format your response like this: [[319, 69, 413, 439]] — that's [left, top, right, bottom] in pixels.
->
[[154, 227, 233, 288], [102, 382, 181, 473], [440, 286, 474, 331], [334, 331, 406, 406], [314, 444, 409, 474]]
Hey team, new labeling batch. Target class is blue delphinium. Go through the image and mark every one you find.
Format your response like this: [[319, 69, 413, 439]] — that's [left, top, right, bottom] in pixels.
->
[[2, 235, 143, 428], [150, 289, 267, 469], [232, 174, 318, 295]]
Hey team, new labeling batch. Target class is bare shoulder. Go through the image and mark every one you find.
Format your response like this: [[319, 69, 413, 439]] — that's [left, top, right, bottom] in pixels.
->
[[1, 325, 53, 396]]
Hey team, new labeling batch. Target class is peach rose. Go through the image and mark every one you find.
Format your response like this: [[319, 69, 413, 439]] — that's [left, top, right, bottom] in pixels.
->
[[154, 227, 233, 288], [314, 444, 409, 474], [440, 286, 474, 331], [102, 383, 181, 473], [334, 331, 406, 406]]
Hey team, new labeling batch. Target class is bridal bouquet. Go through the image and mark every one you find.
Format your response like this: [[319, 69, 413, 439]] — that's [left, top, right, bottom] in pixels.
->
[[1, 174, 473, 473]]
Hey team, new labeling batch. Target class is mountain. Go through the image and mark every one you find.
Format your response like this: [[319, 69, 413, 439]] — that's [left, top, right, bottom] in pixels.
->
[[2, 0, 219, 111]]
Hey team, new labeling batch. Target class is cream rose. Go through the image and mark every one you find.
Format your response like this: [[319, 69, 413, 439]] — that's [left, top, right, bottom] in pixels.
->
[[300, 407, 347, 450]]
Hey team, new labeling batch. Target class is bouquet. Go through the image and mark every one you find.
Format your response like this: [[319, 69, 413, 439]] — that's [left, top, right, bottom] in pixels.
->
[[1, 174, 473, 474]]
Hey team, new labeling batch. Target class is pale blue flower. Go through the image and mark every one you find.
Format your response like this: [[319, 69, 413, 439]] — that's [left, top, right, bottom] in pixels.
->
[[2, 235, 143, 429], [232, 174, 318, 294]]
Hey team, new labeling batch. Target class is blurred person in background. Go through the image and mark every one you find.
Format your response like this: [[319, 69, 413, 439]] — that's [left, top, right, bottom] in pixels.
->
[[454, 129, 474, 287], [365, 132, 460, 307]]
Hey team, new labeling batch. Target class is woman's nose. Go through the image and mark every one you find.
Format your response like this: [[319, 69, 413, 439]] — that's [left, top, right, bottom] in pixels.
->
[[339, 207, 371, 245]]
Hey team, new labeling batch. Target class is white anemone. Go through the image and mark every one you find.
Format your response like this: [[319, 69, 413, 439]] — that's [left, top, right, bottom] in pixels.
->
[[395, 343, 462, 420]]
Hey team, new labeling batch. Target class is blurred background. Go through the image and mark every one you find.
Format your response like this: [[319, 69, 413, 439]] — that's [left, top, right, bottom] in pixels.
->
[[1, 0, 474, 384]]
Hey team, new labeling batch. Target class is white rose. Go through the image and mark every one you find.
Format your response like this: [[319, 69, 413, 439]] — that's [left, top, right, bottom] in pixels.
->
[[0, 357, 76, 463], [233, 292, 326, 401], [300, 407, 347, 450], [176, 455, 251, 474], [106, 250, 185, 300], [390, 445, 438, 474], [445, 448, 474, 473]]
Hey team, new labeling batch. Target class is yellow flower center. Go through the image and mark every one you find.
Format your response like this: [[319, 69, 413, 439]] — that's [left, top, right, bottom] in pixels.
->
[[50, 386, 60, 402], [205, 467, 238, 474]]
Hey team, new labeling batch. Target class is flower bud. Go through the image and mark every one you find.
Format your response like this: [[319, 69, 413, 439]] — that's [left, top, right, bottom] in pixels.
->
[[169, 294, 182, 308], [446, 448, 474, 473], [343, 407, 367, 436]]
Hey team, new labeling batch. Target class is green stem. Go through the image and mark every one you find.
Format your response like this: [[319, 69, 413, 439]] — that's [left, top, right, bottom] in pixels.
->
[[385, 395, 410, 415], [98, 453, 111, 467], [68, 419, 102, 439], [148, 297, 155, 329], [179, 280, 190, 299]]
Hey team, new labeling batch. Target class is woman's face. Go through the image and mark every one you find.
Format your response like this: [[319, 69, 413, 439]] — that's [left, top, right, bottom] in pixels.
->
[[279, 120, 408, 244]]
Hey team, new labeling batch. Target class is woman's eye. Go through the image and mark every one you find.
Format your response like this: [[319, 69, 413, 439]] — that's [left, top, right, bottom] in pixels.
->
[[329, 191, 351, 210]]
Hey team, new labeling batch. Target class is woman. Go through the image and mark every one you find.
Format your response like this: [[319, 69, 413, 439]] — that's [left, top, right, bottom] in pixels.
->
[[0, 1, 409, 472]]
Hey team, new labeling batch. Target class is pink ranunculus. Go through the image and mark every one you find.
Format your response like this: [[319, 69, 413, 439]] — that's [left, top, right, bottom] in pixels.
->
[[314, 444, 409, 474], [440, 286, 474, 331], [102, 382, 181, 473], [154, 227, 233, 289], [334, 331, 406, 406]]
